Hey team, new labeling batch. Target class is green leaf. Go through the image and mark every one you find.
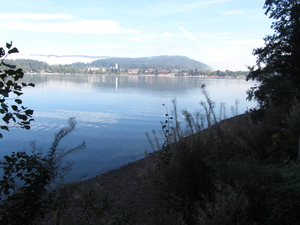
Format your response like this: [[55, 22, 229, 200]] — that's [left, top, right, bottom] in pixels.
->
[[0, 74, 7, 82], [28, 83, 35, 87], [6, 42, 12, 49], [16, 68, 23, 74], [1, 103, 8, 112], [11, 105, 18, 111], [2, 62, 16, 69], [6, 79, 13, 87], [16, 114, 27, 120], [15, 99, 22, 104], [13, 91, 23, 96], [24, 125, 30, 130], [0, 125, 9, 131], [25, 109, 34, 115], [4, 155, 12, 162], [16, 152, 23, 158], [0, 47, 5, 57], [8, 47, 19, 54], [2, 113, 12, 123]]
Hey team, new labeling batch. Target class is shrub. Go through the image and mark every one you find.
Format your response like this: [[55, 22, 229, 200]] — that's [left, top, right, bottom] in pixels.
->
[[0, 118, 86, 225], [195, 182, 251, 225], [147, 85, 300, 224], [245, 161, 300, 225], [43, 182, 111, 225]]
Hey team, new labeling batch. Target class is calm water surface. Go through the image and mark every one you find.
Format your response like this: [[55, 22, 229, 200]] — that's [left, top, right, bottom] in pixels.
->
[[0, 74, 257, 181]]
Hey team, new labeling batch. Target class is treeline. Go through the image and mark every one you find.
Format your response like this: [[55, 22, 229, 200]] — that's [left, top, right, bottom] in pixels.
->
[[6, 59, 85, 74], [187, 68, 249, 77], [5, 58, 248, 77]]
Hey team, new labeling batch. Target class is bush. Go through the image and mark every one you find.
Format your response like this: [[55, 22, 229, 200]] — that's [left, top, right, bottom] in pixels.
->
[[0, 118, 86, 225], [147, 92, 300, 224], [195, 182, 250, 225], [43, 182, 111, 225], [245, 161, 300, 225]]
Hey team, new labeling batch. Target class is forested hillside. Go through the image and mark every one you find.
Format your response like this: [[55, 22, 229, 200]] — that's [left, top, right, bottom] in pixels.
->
[[90, 55, 212, 70], [6, 55, 212, 73]]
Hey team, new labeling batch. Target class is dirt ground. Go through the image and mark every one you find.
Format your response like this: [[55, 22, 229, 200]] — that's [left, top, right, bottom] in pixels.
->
[[82, 152, 159, 224]]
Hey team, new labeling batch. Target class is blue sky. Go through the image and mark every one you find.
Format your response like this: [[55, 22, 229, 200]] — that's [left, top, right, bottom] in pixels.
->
[[1, 0, 273, 70]]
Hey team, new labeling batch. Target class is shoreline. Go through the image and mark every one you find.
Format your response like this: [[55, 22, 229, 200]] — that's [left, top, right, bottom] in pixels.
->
[[25, 72, 247, 79]]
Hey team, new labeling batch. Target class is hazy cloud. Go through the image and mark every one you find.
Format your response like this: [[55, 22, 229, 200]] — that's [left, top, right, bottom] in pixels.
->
[[124, 37, 150, 42], [142, 46, 159, 49], [124, 32, 173, 42], [175, 21, 203, 43], [86, 44, 127, 49], [0, 20, 140, 34], [222, 10, 245, 15], [0, 13, 72, 20], [200, 34, 230, 39], [223, 39, 263, 46], [184, 0, 230, 10], [145, 32, 173, 38]]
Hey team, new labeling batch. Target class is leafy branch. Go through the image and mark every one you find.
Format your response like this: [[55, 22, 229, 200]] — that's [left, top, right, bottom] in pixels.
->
[[0, 41, 35, 138]]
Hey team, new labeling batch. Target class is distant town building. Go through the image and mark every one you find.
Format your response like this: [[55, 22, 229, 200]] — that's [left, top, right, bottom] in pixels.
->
[[88, 67, 100, 71], [128, 69, 140, 74], [146, 69, 154, 73]]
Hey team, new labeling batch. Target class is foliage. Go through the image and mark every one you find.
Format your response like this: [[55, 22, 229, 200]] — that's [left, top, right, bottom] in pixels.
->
[[246, 0, 300, 110], [146, 90, 300, 224], [42, 182, 111, 225], [0, 118, 86, 225], [245, 161, 300, 225], [195, 182, 250, 225], [0, 42, 35, 138]]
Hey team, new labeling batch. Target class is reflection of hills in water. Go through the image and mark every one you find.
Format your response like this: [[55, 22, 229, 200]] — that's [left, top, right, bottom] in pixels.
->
[[22, 74, 223, 94]]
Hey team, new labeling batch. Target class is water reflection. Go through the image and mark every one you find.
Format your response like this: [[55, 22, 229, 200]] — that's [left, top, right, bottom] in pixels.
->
[[33, 110, 120, 126], [2, 74, 258, 181]]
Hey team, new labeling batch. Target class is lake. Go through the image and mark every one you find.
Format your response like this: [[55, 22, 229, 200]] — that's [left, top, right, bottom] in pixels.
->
[[0, 74, 257, 181]]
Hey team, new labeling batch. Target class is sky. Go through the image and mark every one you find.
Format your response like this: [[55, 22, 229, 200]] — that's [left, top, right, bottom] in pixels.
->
[[0, 0, 274, 71]]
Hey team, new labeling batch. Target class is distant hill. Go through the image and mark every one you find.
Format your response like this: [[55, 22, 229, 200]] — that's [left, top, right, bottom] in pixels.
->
[[90, 56, 212, 70], [6, 55, 213, 73], [11, 54, 212, 70]]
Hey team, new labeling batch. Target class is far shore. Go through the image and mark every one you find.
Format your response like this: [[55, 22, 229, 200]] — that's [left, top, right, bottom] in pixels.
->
[[25, 72, 247, 79]]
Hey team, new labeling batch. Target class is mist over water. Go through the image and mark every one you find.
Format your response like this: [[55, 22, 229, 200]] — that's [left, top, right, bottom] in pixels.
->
[[0, 74, 257, 181]]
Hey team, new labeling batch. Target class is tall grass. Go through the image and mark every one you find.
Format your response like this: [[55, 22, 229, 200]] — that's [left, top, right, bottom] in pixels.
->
[[146, 88, 300, 225]]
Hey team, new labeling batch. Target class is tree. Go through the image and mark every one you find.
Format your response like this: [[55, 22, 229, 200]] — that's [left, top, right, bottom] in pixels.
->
[[246, 0, 300, 110], [0, 42, 35, 138]]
